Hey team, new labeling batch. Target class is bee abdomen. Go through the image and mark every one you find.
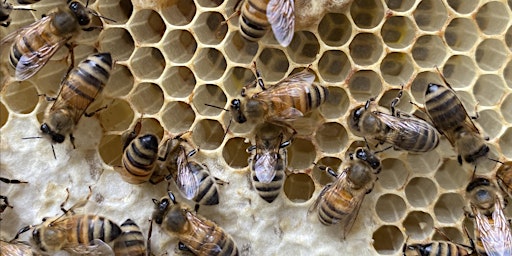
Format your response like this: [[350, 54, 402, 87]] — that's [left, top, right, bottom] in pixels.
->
[[252, 169, 284, 203], [121, 134, 159, 184], [409, 241, 472, 256], [217, 232, 239, 256], [318, 191, 351, 225], [193, 170, 220, 205], [73, 215, 122, 245], [303, 84, 329, 113], [425, 84, 467, 131], [113, 219, 146, 256], [239, 0, 270, 41]]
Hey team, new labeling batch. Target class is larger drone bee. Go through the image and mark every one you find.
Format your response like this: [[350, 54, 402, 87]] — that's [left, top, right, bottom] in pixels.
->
[[247, 122, 290, 203], [0, 240, 34, 256], [0, 177, 28, 220], [348, 88, 439, 153], [0, 0, 106, 81], [466, 177, 512, 256], [230, 64, 329, 136], [150, 191, 239, 256], [308, 147, 381, 239], [496, 161, 512, 200], [424, 73, 489, 165], [239, 0, 295, 47], [40, 52, 112, 148], [113, 219, 146, 256], [0, 0, 35, 27], [402, 241, 475, 256]]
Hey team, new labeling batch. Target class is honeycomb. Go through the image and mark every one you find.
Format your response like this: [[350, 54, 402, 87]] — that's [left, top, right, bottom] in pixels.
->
[[1, 0, 511, 255]]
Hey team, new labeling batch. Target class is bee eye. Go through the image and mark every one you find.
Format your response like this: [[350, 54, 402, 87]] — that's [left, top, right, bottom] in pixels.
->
[[40, 123, 50, 134], [69, 2, 78, 11], [356, 149, 366, 160], [52, 134, 65, 143], [78, 16, 90, 26], [231, 99, 240, 110], [353, 107, 364, 120]]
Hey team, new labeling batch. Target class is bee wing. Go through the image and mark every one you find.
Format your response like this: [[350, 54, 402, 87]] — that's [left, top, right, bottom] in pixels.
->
[[0, 240, 33, 256], [267, 0, 295, 47], [339, 191, 366, 240], [475, 199, 512, 256], [307, 171, 347, 217], [184, 211, 224, 254], [253, 153, 278, 183], [66, 239, 114, 255], [176, 155, 199, 200], [374, 112, 436, 141]]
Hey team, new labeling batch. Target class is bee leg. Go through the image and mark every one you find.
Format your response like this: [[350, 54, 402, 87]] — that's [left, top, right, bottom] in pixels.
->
[[463, 206, 475, 219], [390, 86, 403, 116], [38, 93, 57, 101], [246, 145, 256, 153], [84, 104, 108, 117], [251, 61, 266, 90], [214, 177, 228, 185], [0, 177, 28, 184], [10, 224, 33, 242], [457, 155, 463, 165], [147, 218, 153, 256], [471, 101, 480, 120], [69, 133, 76, 149], [1, 21, 10, 27], [0, 195, 13, 209], [194, 204, 200, 212]]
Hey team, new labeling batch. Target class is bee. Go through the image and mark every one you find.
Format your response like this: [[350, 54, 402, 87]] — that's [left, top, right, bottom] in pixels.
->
[[0, 0, 102, 80], [0, 177, 28, 220], [308, 147, 381, 239], [402, 241, 475, 256], [150, 191, 239, 256], [113, 219, 146, 256], [424, 74, 489, 165], [0, 240, 34, 256], [0, 0, 35, 27], [247, 122, 290, 203], [466, 177, 512, 256], [40, 52, 113, 148], [496, 161, 512, 199], [348, 88, 439, 153], [230, 64, 329, 136], [238, 0, 295, 47]]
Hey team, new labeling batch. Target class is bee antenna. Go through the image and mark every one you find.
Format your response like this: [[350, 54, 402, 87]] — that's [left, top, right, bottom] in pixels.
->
[[204, 103, 229, 112], [487, 157, 504, 164], [12, 7, 37, 11], [51, 143, 56, 160], [88, 10, 117, 23], [21, 136, 42, 139], [10, 225, 33, 242]]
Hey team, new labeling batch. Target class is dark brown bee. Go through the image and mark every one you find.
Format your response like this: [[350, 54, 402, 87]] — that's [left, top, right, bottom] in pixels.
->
[[402, 241, 475, 256], [308, 147, 381, 239], [113, 219, 146, 256], [0, 177, 28, 220], [247, 122, 290, 203], [496, 161, 512, 199], [150, 191, 239, 256]]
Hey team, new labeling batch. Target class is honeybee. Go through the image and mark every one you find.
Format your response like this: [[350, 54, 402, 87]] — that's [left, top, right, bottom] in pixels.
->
[[0, 0, 102, 80], [466, 177, 512, 256], [40, 52, 113, 148], [0, 177, 28, 220], [402, 241, 475, 256], [496, 161, 512, 199], [308, 147, 381, 239], [150, 191, 239, 256], [230, 64, 329, 136], [247, 122, 290, 203], [0, 240, 34, 256], [238, 0, 295, 47], [348, 88, 439, 153], [113, 219, 146, 256], [0, 0, 35, 27], [424, 74, 489, 165]]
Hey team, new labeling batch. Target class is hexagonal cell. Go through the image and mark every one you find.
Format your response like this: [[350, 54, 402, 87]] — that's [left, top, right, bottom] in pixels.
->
[[413, 0, 448, 32], [138, 118, 165, 139], [442, 55, 477, 89], [286, 31, 320, 64], [446, 0, 478, 14], [475, 1, 510, 35], [283, 173, 315, 203], [412, 35, 447, 68], [444, 18, 479, 52], [379, 158, 408, 190], [499, 127, 512, 158], [434, 193, 465, 224], [192, 84, 227, 117], [130, 83, 164, 115], [315, 122, 348, 154], [375, 194, 407, 223], [257, 48, 289, 82], [161, 101, 195, 134], [385, 0, 415, 12], [347, 70, 383, 102], [98, 99, 133, 132], [129, 9, 165, 44], [319, 86, 350, 120], [224, 31, 259, 64], [473, 74, 506, 107], [372, 225, 404, 255], [130, 47, 165, 80], [161, 66, 196, 98], [312, 157, 342, 186], [350, 0, 384, 29], [502, 93, 512, 124], [435, 159, 470, 190], [223, 67, 255, 98], [475, 39, 508, 71], [161, 0, 196, 26], [162, 29, 197, 64], [506, 60, 512, 89], [403, 211, 434, 240], [2, 81, 38, 114], [99, 134, 122, 166], [103, 64, 134, 98], [195, 0, 223, 7], [288, 138, 316, 170], [378, 88, 413, 114], [380, 52, 415, 86], [192, 48, 227, 81], [318, 50, 351, 83], [318, 13, 351, 47], [432, 227, 465, 244], [98, 28, 134, 61], [381, 16, 416, 49], [193, 11, 227, 45], [1, 101, 8, 128], [405, 177, 437, 208], [222, 137, 250, 168], [192, 119, 224, 150], [406, 150, 441, 174], [349, 33, 384, 66]]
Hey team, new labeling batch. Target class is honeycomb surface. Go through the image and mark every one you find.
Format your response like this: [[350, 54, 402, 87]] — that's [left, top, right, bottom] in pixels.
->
[[1, 0, 512, 255]]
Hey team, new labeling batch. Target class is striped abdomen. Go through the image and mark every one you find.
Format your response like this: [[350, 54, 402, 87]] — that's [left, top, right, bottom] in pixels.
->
[[291, 83, 328, 114], [388, 118, 439, 152], [318, 183, 357, 225], [188, 162, 219, 205], [251, 150, 286, 203], [406, 241, 473, 256], [425, 83, 467, 132], [239, 0, 270, 42], [113, 219, 146, 256], [496, 162, 512, 198], [121, 134, 159, 184]]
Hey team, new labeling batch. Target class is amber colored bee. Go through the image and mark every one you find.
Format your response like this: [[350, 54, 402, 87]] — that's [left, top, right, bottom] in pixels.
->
[[308, 147, 381, 239], [496, 161, 512, 199], [348, 88, 439, 153], [0, 0, 102, 80], [113, 219, 146, 256], [238, 0, 294, 47], [424, 75, 489, 165], [0, 177, 28, 220], [150, 191, 239, 256], [0, 240, 34, 256], [466, 177, 512, 256], [40, 52, 113, 148], [402, 241, 475, 256], [230, 65, 329, 136], [247, 122, 290, 203], [0, 0, 35, 27]]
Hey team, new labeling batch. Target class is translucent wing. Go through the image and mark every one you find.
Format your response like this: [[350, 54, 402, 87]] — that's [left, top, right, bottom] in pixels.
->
[[307, 171, 346, 217], [253, 152, 278, 183], [0, 240, 33, 256], [267, 0, 295, 47], [339, 191, 366, 240], [475, 199, 512, 256], [66, 239, 114, 255], [176, 152, 200, 200], [183, 211, 224, 254]]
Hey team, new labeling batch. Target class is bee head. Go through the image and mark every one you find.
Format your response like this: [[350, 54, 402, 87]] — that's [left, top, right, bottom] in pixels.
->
[[40, 123, 65, 143], [68, 1, 91, 26], [230, 99, 247, 123], [152, 197, 170, 225], [355, 147, 381, 173]]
